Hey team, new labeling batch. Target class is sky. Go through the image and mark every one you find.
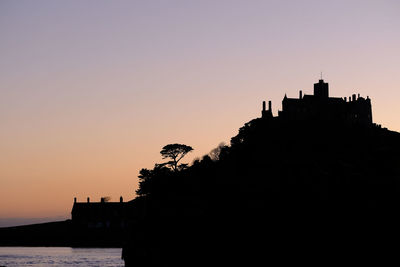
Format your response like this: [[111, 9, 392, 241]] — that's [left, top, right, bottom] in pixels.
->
[[1, 0, 399, 226]]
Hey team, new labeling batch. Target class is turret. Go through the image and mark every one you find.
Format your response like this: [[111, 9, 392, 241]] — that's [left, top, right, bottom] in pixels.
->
[[314, 79, 329, 98]]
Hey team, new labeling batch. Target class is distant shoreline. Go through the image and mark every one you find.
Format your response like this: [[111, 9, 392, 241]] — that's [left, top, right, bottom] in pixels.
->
[[0, 216, 69, 228], [0, 220, 124, 248]]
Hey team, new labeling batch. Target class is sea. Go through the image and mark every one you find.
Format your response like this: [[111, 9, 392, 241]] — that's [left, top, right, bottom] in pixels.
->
[[0, 247, 124, 267]]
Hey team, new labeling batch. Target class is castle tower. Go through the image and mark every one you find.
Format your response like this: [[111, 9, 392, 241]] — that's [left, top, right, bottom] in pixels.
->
[[314, 79, 329, 98]]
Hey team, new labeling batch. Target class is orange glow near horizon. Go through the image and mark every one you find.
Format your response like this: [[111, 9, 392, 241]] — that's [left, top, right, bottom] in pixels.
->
[[0, 1, 399, 223]]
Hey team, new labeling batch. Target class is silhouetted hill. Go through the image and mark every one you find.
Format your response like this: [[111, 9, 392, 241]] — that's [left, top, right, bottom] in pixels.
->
[[0, 219, 125, 247], [123, 117, 400, 266], [0, 220, 73, 247]]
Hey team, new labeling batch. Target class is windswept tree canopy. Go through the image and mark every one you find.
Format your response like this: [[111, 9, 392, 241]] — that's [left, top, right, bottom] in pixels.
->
[[160, 143, 193, 171]]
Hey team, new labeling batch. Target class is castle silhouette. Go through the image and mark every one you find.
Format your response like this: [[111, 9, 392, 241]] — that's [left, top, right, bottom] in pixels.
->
[[70, 79, 378, 240], [121, 79, 400, 266], [262, 79, 373, 125]]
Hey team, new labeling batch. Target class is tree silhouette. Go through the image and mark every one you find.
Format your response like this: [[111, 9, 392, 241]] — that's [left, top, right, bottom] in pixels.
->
[[209, 142, 226, 161], [160, 144, 193, 171], [135, 164, 172, 196]]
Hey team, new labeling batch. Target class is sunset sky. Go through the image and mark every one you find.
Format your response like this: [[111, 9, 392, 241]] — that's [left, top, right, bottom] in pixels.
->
[[1, 0, 399, 226]]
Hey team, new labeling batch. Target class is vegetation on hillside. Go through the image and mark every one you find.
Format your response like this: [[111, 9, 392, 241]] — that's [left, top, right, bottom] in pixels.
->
[[124, 118, 400, 266]]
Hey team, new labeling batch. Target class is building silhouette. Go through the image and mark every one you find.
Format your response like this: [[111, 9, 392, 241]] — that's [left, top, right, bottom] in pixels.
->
[[262, 79, 372, 125], [71, 196, 129, 230]]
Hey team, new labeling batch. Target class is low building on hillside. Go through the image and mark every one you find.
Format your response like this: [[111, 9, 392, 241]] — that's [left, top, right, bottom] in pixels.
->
[[71, 197, 132, 230]]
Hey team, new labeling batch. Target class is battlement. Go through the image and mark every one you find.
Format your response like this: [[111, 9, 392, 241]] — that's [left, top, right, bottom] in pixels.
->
[[262, 80, 372, 125]]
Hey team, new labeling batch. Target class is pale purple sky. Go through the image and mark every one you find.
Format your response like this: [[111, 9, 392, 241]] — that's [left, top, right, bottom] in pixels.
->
[[0, 0, 399, 226]]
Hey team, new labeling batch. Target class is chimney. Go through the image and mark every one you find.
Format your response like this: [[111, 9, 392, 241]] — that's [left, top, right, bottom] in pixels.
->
[[120, 196, 123, 203], [299, 90, 303, 99], [87, 197, 90, 203], [101, 197, 105, 203], [344, 97, 347, 102], [268, 101, 272, 111], [352, 94, 356, 101], [74, 197, 77, 203], [358, 93, 360, 99], [262, 101, 266, 111]]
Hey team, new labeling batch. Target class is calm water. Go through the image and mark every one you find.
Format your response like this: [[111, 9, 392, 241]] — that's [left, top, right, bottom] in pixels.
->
[[0, 247, 124, 267]]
